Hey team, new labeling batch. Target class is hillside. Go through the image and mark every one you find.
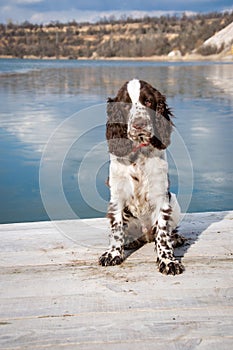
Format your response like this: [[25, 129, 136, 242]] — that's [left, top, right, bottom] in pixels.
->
[[202, 21, 233, 50], [0, 12, 233, 59]]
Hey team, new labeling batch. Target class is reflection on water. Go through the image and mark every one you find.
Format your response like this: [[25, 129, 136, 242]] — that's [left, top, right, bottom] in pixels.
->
[[0, 59, 232, 223]]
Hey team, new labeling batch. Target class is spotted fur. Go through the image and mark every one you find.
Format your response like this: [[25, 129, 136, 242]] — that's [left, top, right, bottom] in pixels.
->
[[99, 79, 185, 275]]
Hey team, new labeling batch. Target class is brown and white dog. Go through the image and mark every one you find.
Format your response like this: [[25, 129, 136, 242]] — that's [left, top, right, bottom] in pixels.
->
[[99, 79, 185, 275]]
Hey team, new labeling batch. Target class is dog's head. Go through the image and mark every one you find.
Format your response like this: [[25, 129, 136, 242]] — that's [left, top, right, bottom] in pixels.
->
[[106, 79, 173, 157]]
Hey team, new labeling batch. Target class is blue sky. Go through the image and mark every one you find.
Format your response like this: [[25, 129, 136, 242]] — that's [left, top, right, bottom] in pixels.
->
[[0, 0, 232, 24]]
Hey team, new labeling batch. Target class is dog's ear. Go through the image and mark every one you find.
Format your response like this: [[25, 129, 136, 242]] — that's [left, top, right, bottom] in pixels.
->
[[150, 91, 174, 150], [106, 100, 133, 157]]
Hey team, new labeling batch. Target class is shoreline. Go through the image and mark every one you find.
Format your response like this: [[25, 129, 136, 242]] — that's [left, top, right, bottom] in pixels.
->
[[0, 53, 232, 62]]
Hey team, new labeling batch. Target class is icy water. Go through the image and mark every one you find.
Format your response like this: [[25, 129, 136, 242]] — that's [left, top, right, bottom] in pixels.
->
[[0, 58, 232, 223]]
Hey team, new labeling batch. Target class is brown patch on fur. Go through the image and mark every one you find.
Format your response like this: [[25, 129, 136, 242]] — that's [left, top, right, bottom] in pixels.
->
[[131, 175, 139, 182], [139, 80, 174, 150]]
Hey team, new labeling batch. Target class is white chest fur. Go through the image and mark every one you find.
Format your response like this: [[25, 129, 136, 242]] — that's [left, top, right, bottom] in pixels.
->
[[109, 152, 169, 220]]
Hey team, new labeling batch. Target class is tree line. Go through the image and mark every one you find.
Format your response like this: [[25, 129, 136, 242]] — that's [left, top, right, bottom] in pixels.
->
[[0, 11, 232, 59]]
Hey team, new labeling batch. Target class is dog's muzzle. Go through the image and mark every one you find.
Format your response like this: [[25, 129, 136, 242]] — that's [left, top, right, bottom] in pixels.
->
[[128, 103, 152, 141]]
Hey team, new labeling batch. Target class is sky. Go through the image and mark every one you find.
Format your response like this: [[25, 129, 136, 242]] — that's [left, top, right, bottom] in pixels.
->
[[0, 0, 232, 24]]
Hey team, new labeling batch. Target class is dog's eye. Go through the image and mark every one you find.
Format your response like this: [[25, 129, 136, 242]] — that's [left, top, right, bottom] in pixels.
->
[[145, 99, 152, 107]]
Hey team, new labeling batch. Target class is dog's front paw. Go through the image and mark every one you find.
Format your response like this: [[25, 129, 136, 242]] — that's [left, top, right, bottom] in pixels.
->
[[157, 258, 184, 275], [99, 248, 124, 266]]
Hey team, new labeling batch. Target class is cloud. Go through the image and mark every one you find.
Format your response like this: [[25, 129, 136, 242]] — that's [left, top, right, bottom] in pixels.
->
[[14, 0, 44, 4], [11, 9, 197, 24], [30, 9, 97, 24], [1, 3, 193, 25], [0, 0, 232, 24]]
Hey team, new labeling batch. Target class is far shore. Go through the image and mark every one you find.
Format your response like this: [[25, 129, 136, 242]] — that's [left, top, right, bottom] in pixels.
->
[[0, 52, 232, 62]]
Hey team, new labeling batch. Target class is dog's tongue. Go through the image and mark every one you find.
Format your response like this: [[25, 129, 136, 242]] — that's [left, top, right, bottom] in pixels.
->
[[132, 142, 150, 153]]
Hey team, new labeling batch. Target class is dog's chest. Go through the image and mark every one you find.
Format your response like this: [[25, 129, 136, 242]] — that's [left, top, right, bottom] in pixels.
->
[[128, 164, 150, 217], [127, 156, 168, 217]]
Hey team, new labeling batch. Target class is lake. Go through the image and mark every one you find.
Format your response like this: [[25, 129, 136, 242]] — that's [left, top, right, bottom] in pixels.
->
[[0, 58, 232, 224]]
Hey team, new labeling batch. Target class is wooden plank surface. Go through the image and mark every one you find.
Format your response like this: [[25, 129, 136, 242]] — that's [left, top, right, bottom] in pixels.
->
[[0, 211, 233, 349]]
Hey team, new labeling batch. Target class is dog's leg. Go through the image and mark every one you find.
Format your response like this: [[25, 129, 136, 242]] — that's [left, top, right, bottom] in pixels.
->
[[171, 229, 186, 248], [169, 193, 186, 248], [99, 202, 125, 266], [123, 208, 147, 250], [155, 203, 184, 275]]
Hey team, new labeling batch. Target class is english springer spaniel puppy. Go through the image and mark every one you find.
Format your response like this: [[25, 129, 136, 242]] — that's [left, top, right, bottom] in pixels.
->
[[99, 79, 185, 275]]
